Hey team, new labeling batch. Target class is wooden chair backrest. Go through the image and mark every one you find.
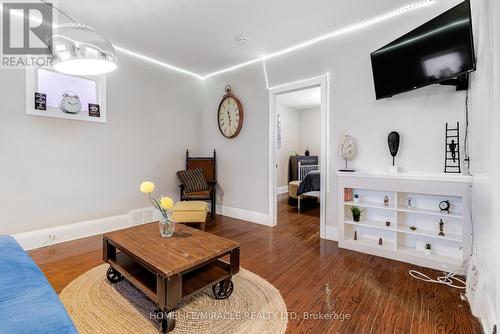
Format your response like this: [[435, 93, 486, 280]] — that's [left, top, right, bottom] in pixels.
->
[[186, 150, 216, 182]]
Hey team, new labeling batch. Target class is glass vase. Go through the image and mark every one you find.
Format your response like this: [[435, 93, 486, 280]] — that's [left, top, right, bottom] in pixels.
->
[[159, 212, 175, 238]]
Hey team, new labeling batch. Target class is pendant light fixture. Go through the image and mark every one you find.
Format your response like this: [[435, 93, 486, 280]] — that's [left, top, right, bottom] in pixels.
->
[[48, 23, 117, 76]]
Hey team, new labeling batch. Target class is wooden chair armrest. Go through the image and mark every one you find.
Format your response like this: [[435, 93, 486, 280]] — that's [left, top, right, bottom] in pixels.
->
[[207, 180, 217, 186], [178, 184, 185, 199]]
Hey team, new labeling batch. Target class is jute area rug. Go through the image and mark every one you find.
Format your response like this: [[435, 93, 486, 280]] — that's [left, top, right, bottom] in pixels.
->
[[60, 264, 288, 334]]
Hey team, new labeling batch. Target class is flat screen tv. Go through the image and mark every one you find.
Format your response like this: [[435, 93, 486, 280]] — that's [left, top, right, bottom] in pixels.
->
[[371, 0, 476, 100]]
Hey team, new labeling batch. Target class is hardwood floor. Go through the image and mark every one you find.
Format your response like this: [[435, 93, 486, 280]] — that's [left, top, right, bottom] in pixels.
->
[[30, 195, 482, 334]]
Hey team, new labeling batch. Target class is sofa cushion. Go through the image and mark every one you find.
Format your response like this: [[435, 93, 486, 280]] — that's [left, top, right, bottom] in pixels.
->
[[0, 236, 77, 334]]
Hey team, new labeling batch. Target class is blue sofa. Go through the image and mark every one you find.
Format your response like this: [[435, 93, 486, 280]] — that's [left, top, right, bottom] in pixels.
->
[[0, 236, 77, 334]]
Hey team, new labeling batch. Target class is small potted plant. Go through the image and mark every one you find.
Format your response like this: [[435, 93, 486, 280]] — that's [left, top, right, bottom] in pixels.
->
[[351, 206, 363, 222], [424, 243, 432, 255], [353, 194, 360, 204]]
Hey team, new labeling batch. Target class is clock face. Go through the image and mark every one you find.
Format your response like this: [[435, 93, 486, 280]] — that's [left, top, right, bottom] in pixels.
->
[[218, 95, 243, 138], [439, 200, 450, 210], [60, 93, 82, 114]]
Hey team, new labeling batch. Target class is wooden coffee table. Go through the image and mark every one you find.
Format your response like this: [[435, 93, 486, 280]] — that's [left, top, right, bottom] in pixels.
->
[[102, 223, 240, 333]]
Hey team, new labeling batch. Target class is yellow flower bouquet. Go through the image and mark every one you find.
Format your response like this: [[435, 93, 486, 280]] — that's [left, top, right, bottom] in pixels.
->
[[140, 181, 175, 237]]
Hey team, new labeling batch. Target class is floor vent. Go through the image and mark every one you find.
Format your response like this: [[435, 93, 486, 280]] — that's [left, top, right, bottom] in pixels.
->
[[130, 208, 159, 225]]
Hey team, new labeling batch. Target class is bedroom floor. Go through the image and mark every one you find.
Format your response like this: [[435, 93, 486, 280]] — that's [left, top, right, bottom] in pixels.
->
[[31, 196, 482, 333]]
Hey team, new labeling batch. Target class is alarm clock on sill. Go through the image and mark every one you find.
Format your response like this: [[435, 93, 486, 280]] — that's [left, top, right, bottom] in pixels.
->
[[439, 200, 451, 214], [59, 92, 82, 114]]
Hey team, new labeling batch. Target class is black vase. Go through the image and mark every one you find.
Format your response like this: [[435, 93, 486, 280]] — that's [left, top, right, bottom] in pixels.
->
[[305, 149, 310, 156]]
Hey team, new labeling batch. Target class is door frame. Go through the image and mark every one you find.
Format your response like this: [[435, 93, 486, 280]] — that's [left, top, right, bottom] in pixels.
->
[[268, 74, 330, 239]]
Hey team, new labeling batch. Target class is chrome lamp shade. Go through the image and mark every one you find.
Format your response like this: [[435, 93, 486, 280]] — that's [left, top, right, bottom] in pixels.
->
[[49, 24, 117, 76]]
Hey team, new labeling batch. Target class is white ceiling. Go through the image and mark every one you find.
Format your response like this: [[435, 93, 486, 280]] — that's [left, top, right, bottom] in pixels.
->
[[56, 0, 436, 76], [278, 87, 321, 110]]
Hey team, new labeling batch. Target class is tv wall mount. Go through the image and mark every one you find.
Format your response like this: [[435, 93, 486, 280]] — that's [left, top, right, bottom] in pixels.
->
[[439, 73, 470, 91]]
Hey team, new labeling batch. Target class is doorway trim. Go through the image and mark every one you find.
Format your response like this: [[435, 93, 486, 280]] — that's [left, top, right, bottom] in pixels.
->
[[268, 74, 330, 239]]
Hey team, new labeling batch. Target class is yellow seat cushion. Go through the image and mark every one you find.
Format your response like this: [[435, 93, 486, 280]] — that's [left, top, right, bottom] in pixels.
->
[[171, 201, 208, 223]]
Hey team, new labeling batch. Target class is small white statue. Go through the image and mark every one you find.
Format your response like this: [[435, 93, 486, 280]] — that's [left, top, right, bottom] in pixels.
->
[[339, 135, 355, 172]]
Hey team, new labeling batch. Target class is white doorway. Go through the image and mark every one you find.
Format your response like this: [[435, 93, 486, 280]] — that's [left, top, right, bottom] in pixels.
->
[[268, 75, 329, 238]]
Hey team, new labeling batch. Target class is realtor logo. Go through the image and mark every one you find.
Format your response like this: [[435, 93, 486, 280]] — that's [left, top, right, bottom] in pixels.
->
[[1, 1, 54, 68]]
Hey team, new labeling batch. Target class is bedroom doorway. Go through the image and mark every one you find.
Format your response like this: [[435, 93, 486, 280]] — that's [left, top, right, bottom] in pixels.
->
[[268, 75, 329, 239]]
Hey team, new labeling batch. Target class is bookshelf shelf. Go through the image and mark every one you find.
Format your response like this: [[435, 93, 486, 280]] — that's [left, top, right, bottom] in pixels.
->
[[338, 171, 471, 272]]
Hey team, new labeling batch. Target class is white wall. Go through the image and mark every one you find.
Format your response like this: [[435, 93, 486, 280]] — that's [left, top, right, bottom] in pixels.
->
[[196, 2, 498, 328], [198, 1, 468, 222], [198, 64, 269, 214], [0, 53, 202, 234], [468, 0, 499, 331], [298, 107, 321, 157], [276, 104, 300, 187]]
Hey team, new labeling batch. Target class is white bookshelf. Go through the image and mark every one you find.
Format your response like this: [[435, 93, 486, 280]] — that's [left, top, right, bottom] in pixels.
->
[[337, 171, 472, 272]]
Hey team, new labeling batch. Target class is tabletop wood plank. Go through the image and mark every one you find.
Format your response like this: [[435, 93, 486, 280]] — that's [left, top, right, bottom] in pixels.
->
[[104, 223, 239, 277]]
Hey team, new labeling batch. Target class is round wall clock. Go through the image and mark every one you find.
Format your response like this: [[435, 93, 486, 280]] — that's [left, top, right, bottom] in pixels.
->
[[217, 85, 244, 138], [59, 92, 82, 114], [439, 200, 451, 213]]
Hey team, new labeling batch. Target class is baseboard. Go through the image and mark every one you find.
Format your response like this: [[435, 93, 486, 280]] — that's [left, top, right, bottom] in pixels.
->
[[13, 204, 272, 250], [277, 186, 288, 195], [472, 274, 497, 334], [478, 294, 496, 334], [216, 205, 271, 226], [472, 283, 496, 334], [466, 255, 497, 334], [324, 225, 338, 241], [13, 205, 270, 250], [13, 207, 159, 251]]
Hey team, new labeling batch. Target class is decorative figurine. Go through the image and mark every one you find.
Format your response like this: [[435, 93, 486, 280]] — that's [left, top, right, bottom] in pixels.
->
[[388, 131, 400, 173], [378, 238, 383, 246], [339, 135, 355, 172], [449, 140, 457, 162], [407, 197, 414, 209], [424, 243, 432, 255], [344, 188, 353, 202], [353, 194, 360, 203], [354, 230, 358, 241], [385, 221, 391, 227], [305, 148, 310, 156], [444, 122, 461, 173], [409, 226, 417, 231], [439, 200, 451, 213], [439, 219, 445, 236], [384, 195, 389, 207]]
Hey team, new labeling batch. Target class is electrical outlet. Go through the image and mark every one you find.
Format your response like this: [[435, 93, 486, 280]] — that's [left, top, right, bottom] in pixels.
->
[[48, 234, 56, 241]]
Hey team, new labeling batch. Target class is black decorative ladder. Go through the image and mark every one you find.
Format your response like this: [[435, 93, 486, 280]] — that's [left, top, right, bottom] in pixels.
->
[[444, 122, 461, 173]]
